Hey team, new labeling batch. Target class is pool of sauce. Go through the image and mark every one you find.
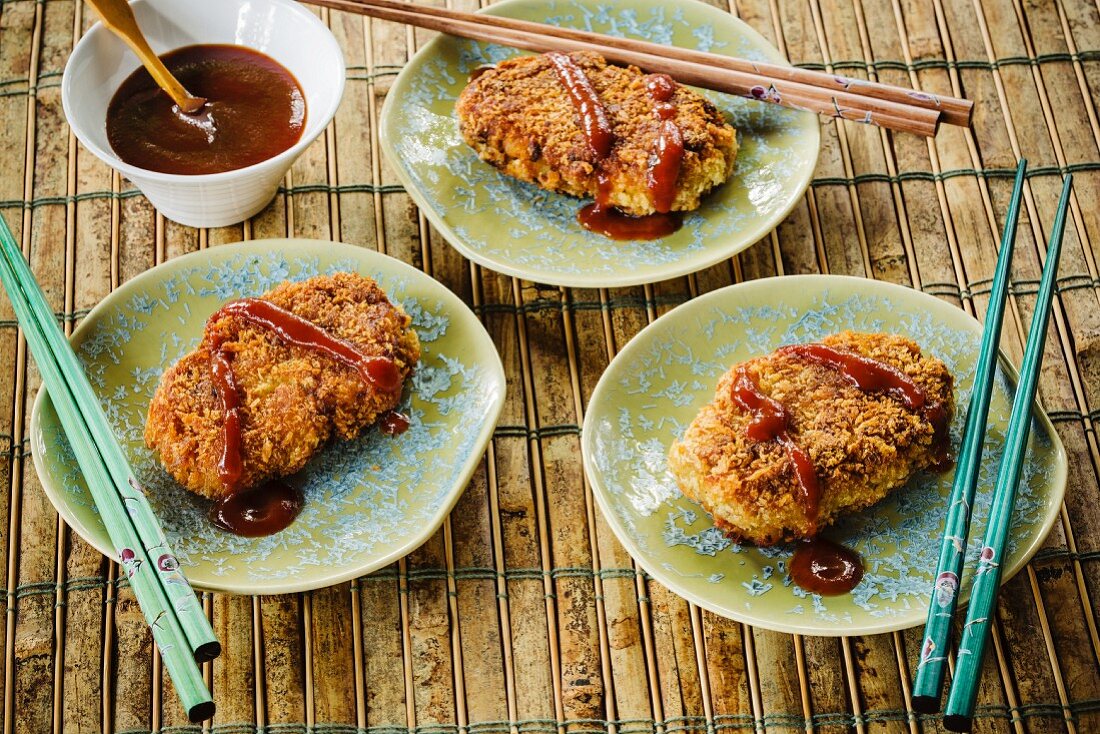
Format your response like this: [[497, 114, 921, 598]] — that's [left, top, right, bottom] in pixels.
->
[[544, 54, 684, 241], [209, 480, 304, 537], [731, 367, 821, 520], [379, 410, 410, 436], [106, 44, 306, 175], [577, 203, 683, 240], [578, 172, 683, 239], [206, 298, 401, 537], [789, 538, 864, 595], [777, 343, 951, 467]]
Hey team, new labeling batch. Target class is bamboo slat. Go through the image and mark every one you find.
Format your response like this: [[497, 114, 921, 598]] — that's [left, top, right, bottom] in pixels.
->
[[61, 0, 107, 717], [12, 2, 61, 733], [2, 0, 1100, 732], [477, 269, 557, 733], [941, 2, 1100, 730], [0, 2, 31, 729]]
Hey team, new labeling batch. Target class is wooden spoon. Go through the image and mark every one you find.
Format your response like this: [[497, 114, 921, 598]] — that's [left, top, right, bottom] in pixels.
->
[[85, 0, 207, 114]]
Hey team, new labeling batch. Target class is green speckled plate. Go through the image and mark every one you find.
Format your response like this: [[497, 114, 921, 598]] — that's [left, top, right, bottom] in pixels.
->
[[30, 240, 505, 595], [378, 0, 820, 288], [581, 275, 1067, 636]]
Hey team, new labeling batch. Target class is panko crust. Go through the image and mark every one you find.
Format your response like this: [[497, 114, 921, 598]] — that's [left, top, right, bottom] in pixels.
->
[[455, 51, 738, 216], [144, 272, 421, 500], [667, 332, 955, 545]]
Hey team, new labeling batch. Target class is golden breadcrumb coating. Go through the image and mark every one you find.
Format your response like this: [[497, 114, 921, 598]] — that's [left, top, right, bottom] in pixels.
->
[[667, 332, 955, 545], [455, 52, 738, 216], [144, 272, 421, 500]]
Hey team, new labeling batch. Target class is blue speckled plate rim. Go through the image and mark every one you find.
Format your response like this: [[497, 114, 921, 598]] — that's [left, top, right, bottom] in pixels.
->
[[377, 0, 822, 289], [579, 274, 1069, 636], [29, 238, 508, 595]]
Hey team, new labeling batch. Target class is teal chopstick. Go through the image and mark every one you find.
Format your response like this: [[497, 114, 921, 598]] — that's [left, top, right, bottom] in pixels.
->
[[0, 217, 215, 721], [0, 220, 219, 663], [942, 174, 1072, 733], [911, 159, 1027, 713]]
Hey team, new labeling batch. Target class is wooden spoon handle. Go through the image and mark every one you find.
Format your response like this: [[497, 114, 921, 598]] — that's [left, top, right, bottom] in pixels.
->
[[85, 0, 206, 113]]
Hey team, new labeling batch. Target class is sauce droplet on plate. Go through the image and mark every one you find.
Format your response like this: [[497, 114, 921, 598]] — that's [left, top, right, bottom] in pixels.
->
[[209, 480, 304, 537], [790, 538, 864, 595], [577, 168, 684, 241], [379, 410, 410, 436]]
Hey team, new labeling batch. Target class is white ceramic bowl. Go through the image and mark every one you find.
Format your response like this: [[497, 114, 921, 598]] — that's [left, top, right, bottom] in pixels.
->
[[62, 0, 345, 228]]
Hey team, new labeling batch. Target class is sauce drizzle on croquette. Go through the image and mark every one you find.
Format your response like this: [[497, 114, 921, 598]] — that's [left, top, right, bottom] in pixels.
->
[[729, 342, 953, 527], [209, 348, 244, 491], [644, 74, 686, 214], [546, 52, 614, 159], [458, 52, 740, 235], [731, 367, 822, 521], [544, 53, 686, 240], [218, 298, 401, 392], [208, 297, 402, 493], [669, 332, 953, 546], [778, 343, 952, 468], [145, 272, 420, 533]]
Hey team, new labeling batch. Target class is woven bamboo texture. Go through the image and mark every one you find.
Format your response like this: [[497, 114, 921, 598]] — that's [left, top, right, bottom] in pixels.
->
[[2, 0, 1100, 731]]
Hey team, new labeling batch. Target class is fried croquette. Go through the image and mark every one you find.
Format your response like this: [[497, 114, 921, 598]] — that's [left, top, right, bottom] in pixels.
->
[[455, 52, 737, 216], [144, 272, 420, 500], [667, 332, 954, 545]]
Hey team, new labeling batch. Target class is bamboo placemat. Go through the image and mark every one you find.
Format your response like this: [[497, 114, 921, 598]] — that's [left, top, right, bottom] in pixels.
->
[[2, 0, 1099, 731]]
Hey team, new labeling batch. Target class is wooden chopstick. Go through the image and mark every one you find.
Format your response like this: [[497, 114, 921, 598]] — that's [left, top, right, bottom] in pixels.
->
[[323, 0, 971, 128], [0, 216, 218, 722], [941, 173, 1072, 733], [300, 0, 950, 137], [910, 159, 1027, 714]]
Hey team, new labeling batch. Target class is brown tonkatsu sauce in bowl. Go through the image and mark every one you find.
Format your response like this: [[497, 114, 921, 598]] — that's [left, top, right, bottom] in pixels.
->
[[106, 44, 306, 176], [62, 0, 345, 227]]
